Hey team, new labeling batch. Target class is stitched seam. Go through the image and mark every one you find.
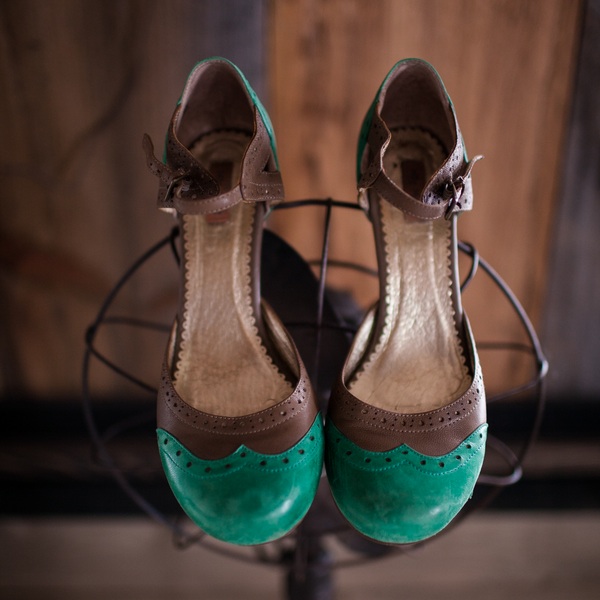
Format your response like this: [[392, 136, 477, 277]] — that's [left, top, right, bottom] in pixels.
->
[[162, 450, 321, 480], [332, 440, 485, 476], [158, 419, 323, 474], [162, 374, 312, 435], [345, 396, 483, 435], [165, 397, 311, 436], [374, 178, 442, 221], [160, 438, 322, 479], [327, 423, 487, 475]]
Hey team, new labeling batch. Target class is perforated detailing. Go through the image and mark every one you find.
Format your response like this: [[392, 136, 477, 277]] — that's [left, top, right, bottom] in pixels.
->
[[327, 422, 487, 474], [158, 417, 323, 475], [344, 368, 483, 435], [160, 366, 310, 433]]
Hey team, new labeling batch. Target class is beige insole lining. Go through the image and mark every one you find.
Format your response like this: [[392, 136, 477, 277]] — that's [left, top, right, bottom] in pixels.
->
[[349, 129, 470, 413], [172, 132, 293, 417]]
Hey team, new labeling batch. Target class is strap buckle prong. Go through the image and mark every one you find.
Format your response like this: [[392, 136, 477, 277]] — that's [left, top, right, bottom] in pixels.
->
[[443, 155, 483, 219], [163, 173, 191, 204]]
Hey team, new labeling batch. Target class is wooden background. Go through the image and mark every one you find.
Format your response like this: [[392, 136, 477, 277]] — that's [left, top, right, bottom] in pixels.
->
[[0, 0, 594, 401]]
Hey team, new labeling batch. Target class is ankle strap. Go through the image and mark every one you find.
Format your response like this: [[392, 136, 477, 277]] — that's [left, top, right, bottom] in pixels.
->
[[358, 111, 481, 221], [144, 106, 284, 216]]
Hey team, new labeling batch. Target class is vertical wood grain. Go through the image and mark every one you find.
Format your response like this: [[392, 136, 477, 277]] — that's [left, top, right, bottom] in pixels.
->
[[542, 0, 600, 399], [0, 0, 585, 399], [268, 0, 582, 393], [0, 0, 267, 397]]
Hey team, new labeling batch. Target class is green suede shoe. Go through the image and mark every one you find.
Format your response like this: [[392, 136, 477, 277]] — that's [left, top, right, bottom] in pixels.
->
[[326, 421, 487, 544], [158, 416, 323, 546], [144, 58, 324, 545], [326, 58, 487, 544]]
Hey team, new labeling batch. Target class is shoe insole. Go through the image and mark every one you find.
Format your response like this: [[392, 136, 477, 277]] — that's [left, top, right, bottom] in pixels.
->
[[172, 131, 293, 417], [349, 128, 470, 413]]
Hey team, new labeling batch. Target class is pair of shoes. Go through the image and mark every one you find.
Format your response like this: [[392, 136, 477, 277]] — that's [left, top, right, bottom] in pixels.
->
[[144, 57, 486, 546]]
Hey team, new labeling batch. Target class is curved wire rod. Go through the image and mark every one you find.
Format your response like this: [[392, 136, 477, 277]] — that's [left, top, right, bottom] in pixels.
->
[[81, 201, 548, 567]]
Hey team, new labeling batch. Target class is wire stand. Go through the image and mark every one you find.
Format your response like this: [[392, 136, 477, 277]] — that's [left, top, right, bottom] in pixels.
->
[[82, 198, 548, 600]]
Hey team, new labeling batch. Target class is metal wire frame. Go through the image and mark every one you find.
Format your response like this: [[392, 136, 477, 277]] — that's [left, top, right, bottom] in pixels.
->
[[81, 198, 548, 568]]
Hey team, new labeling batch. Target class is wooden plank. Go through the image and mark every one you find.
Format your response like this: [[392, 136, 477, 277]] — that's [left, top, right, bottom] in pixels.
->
[[541, 0, 600, 399], [0, 0, 584, 399], [0, 0, 267, 397], [1, 514, 599, 599], [268, 0, 582, 394]]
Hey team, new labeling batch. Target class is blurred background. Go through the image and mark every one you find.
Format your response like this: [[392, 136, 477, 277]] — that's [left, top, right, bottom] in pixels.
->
[[0, 0, 598, 598]]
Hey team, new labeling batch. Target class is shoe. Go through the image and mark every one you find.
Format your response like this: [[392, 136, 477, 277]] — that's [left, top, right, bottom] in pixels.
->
[[144, 58, 324, 546], [325, 58, 487, 544]]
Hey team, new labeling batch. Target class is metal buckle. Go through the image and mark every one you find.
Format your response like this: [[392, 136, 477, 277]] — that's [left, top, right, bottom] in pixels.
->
[[162, 173, 190, 204], [442, 155, 483, 219], [443, 178, 464, 220]]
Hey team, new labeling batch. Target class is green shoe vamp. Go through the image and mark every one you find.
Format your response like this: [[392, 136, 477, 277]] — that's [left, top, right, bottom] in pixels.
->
[[325, 421, 487, 544], [158, 416, 323, 545]]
